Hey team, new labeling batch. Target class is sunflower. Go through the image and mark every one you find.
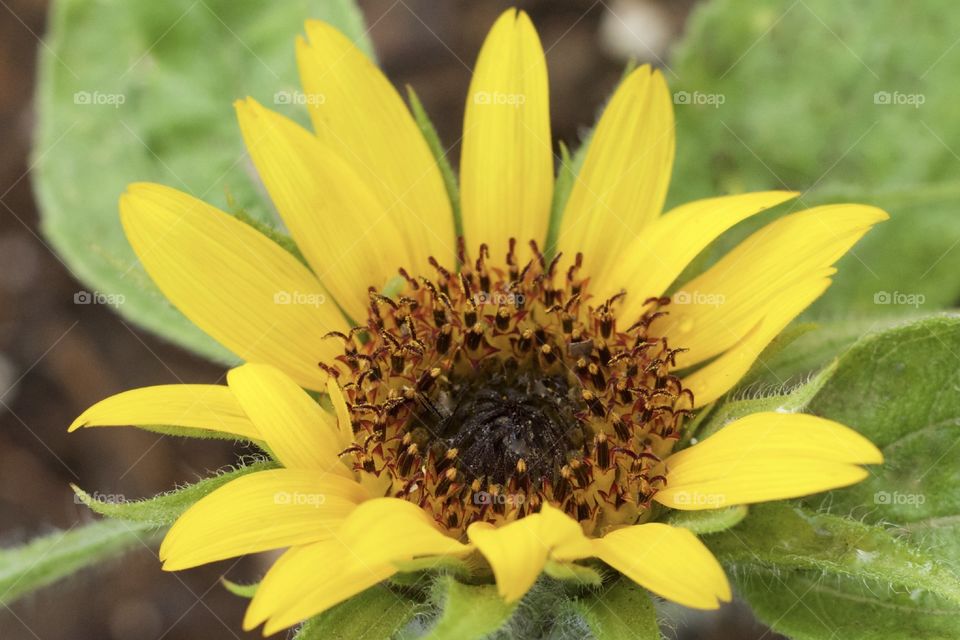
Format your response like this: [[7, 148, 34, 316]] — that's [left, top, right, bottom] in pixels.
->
[[70, 8, 886, 636]]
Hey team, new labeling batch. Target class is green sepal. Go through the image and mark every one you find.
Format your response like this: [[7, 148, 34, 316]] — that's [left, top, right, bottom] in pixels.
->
[[294, 584, 418, 639], [389, 555, 475, 590], [72, 459, 276, 526], [422, 575, 518, 640], [566, 579, 661, 640], [543, 560, 605, 588], [664, 505, 748, 534], [0, 520, 160, 605], [407, 86, 462, 239], [221, 578, 259, 599]]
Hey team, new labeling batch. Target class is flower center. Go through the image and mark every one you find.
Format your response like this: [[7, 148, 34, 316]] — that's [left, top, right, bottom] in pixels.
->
[[327, 239, 693, 537]]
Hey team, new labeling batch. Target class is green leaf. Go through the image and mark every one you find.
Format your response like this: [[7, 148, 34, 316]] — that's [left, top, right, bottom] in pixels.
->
[[72, 459, 276, 526], [804, 314, 960, 570], [0, 520, 159, 604], [699, 315, 960, 638], [423, 576, 517, 640], [741, 313, 921, 388], [568, 579, 660, 640], [294, 585, 418, 640], [709, 504, 960, 639], [670, 0, 960, 321], [34, 0, 371, 363], [408, 86, 462, 239], [709, 503, 960, 606], [737, 571, 960, 640]]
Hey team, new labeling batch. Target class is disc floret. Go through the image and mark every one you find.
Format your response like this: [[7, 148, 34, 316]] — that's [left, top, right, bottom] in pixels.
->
[[329, 239, 693, 537]]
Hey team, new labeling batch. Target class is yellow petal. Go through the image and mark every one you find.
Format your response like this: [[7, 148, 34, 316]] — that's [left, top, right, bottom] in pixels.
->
[[598, 191, 798, 316], [468, 519, 547, 603], [337, 498, 470, 566], [245, 540, 394, 635], [556, 66, 674, 280], [226, 364, 351, 477], [327, 376, 355, 446], [235, 98, 416, 321], [247, 498, 467, 633], [68, 384, 258, 440], [468, 504, 591, 602], [681, 275, 832, 407], [658, 204, 888, 368], [159, 469, 367, 570], [120, 183, 349, 391], [656, 412, 881, 510], [461, 9, 552, 265], [297, 21, 454, 269], [594, 523, 731, 609]]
